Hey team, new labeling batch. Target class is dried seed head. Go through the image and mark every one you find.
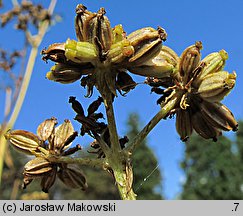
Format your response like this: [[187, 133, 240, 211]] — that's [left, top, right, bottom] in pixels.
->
[[127, 27, 167, 66], [5, 129, 40, 155], [58, 165, 88, 190], [87, 96, 103, 116], [197, 71, 236, 102], [191, 105, 221, 141]]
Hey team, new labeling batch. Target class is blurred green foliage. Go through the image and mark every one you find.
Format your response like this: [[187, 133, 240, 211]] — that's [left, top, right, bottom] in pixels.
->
[[180, 121, 243, 199]]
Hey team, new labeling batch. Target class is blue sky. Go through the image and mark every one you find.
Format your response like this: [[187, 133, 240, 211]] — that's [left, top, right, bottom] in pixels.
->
[[1, 0, 243, 199]]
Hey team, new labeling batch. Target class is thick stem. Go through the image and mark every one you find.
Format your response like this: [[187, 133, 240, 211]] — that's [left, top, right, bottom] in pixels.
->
[[127, 91, 180, 153], [112, 162, 136, 200], [96, 66, 136, 199]]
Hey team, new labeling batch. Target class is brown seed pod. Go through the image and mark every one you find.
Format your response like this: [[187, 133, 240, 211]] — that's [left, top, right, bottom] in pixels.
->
[[54, 120, 75, 153], [37, 117, 57, 142], [176, 109, 193, 142], [41, 166, 57, 193], [127, 27, 167, 66], [87, 96, 103, 116], [5, 129, 41, 155], [179, 41, 202, 82], [58, 165, 88, 190], [41, 43, 66, 63], [24, 157, 53, 176]]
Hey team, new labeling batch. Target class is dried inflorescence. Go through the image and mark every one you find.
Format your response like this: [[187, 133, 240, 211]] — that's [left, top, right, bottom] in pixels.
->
[[69, 96, 106, 136], [4, 118, 87, 193], [0, 0, 52, 30], [69, 96, 129, 158], [41, 4, 172, 98], [0, 49, 22, 72], [150, 42, 237, 141]]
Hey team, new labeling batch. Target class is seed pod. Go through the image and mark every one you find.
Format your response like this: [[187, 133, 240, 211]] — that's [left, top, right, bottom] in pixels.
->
[[176, 109, 193, 142], [128, 45, 178, 78], [191, 107, 221, 141], [127, 27, 167, 66], [69, 96, 85, 116], [200, 101, 238, 131], [37, 117, 57, 142], [65, 39, 97, 64], [75, 4, 93, 41], [197, 71, 236, 102], [193, 50, 228, 87], [58, 166, 88, 190], [179, 41, 202, 82], [108, 39, 134, 64], [87, 96, 103, 116], [41, 167, 57, 193], [5, 129, 40, 155], [24, 157, 53, 176], [46, 64, 83, 84], [41, 43, 67, 63], [82, 7, 113, 54], [116, 71, 136, 94], [54, 119, 75, 153]]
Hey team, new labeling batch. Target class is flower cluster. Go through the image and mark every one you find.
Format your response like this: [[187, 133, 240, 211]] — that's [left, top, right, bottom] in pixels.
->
[[5, 118, 87, 192], [41, 4, 238, 142], [150, 42, 238, 141], [41, 4, 173, 97]]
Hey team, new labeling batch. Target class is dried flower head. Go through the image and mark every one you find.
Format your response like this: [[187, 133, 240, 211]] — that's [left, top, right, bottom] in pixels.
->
[[5, 118, 86, 192], [0, 1, 52, 30], [155, 41, 238, 141], [41, 4, 176, 98]]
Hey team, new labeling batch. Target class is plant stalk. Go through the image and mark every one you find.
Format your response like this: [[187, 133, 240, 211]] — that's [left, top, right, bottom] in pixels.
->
[[127, 91, 180, 153]]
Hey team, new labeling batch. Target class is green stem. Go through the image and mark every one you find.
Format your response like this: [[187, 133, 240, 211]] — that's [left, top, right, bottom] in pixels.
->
[[47, 155, 105, 168], [127, 91, 180, 153], [105, 96, 121, 153]]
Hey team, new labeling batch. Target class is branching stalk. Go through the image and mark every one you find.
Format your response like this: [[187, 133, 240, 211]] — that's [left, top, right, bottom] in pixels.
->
[[47, 155, 105, 168], [127, 91, 180, 153]]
